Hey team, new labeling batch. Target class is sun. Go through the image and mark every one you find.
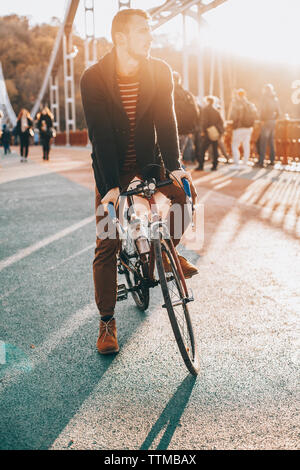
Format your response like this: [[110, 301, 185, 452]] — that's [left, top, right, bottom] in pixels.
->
[[153, 0, 300, 67]]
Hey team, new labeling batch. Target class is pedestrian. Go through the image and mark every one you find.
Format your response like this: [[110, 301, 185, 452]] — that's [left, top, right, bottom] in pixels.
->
[[195, 95, 224, 171], [172, 71, 199, 162], [181, 133, 195, 165], [257, 84, 281, 167], [0, 110, 3, 140], [80, 8, 198, 355], [208, 102, 230, 163], [229, 88, 257, 169], [1, 124, 11, 154], [16, 108, 33, 162], [37, 107, 54, 160]]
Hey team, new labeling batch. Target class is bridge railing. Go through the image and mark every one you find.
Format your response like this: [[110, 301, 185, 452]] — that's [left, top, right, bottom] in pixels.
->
[[224, 118, 300, 164], [54, 130, 89, 146], [53, 119, 300, 164]]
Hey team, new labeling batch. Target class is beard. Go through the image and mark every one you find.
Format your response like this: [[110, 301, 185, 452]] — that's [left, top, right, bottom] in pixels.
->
[[127, 43, 150, 62]]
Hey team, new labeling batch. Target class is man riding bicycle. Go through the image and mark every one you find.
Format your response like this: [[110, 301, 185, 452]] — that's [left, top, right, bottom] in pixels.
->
[[80, 8, 198, 355]]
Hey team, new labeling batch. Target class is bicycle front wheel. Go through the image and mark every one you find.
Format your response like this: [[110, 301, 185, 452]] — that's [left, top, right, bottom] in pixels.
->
[[154, 238, 199, 376]]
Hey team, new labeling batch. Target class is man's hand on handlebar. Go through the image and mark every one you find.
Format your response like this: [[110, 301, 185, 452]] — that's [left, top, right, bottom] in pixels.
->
[[170, 169, 198, 205], [127, 176, 143, 192], [101, 187, 120, 210]]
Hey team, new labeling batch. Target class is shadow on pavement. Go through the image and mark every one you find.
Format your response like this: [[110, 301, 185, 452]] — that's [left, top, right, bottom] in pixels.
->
[[0, 172, 163, 450], [140, 374, 196, 450], [0, 301, 157, 450]]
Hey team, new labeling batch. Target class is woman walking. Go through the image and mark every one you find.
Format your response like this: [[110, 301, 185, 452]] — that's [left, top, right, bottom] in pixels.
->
[[16, 109, 33, 162], [37, 107, 54, 161]]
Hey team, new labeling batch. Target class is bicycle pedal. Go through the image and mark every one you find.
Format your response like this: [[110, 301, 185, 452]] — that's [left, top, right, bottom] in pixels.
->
[[117, 283, 128, 301], [186, 288, 194, 303]]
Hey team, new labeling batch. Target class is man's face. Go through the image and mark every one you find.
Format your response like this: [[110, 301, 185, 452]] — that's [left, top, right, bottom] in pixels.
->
[[124, 15, 152, 60]]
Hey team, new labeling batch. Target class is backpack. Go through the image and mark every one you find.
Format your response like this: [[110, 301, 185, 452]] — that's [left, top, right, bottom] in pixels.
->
[[242, 101, 257, 128], [174, 84, 199, 135]]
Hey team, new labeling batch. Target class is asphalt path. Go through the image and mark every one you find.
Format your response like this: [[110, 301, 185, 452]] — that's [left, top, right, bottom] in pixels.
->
[[0, 148, 299, 450]]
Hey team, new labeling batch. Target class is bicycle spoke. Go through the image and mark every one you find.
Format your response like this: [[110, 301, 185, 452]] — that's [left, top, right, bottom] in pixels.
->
[[155, 238, 199, 375], [164, 249, 193, 354]]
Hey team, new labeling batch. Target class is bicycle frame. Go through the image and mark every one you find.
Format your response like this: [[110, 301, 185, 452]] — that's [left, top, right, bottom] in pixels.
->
[[108, 179, 190, 299], [108, 176, 199, 375]]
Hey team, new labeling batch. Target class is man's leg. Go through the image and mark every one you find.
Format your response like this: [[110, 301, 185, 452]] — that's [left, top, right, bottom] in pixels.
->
[[259, 125, 269, 165], [194, 130, 202, 163], [93, 170, 138, 353], [93, 186, 120, 354], [232, 129, 241, 165], [94, 186, 120, 318], [159, 181, 198, 278], [196, 136, 210, 169], [242, 127, 252, 164], [211, 141, 219, 169], [218, 137, 229, 160], [268, 122, 276, 164]]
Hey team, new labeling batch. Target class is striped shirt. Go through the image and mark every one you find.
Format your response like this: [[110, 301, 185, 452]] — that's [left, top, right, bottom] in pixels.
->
[[117, 74, 140, 172]]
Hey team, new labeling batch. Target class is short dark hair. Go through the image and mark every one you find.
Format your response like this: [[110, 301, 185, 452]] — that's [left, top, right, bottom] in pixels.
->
[[111, 8, 150, 44]]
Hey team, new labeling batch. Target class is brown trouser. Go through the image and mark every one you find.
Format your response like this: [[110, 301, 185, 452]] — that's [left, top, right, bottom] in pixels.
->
[[93, 169, 192, 316]]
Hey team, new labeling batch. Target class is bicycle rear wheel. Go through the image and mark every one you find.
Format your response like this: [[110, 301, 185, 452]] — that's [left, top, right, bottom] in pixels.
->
[[154, 237, 199, 375], [122, 255, 150, 311]]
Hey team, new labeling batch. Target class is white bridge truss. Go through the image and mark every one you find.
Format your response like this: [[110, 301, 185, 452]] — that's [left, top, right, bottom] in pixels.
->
[[2, 0, 228, 137]]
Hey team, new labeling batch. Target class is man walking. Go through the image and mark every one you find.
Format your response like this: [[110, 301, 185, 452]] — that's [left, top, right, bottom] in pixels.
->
[[81, 9, 198, 355], [258, 84, 280, 167], [229, 89, 257, 169], [195, 96, 224, 171]]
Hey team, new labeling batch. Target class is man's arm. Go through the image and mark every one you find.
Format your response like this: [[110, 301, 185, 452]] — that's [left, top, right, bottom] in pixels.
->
[[80, 67, 120, 194]]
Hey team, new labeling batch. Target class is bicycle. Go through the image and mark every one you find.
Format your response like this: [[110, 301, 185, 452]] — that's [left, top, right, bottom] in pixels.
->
[[107, 171, 199, 376]]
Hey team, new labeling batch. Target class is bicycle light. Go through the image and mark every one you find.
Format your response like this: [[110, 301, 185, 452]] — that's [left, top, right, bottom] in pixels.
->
[[182, 177, 194, 229], [148, 181, 156, 191]]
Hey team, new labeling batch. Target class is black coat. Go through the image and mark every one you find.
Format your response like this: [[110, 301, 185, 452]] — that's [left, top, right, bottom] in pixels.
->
[[16, 117, 33, 136], [38, 114, 53, 132], [200, 104, 224, 135], [260, 95, 280, 121], [80, 49, 181, 197]]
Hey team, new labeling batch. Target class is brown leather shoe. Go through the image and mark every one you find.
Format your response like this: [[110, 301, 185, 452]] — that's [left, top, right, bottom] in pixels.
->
[[97, 318, 119, 355], [162, 251, 198, 279]]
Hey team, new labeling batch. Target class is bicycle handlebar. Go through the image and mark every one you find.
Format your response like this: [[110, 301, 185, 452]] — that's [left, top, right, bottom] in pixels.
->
[[107, 176, 193, 219], [120, 178, 173, 197]]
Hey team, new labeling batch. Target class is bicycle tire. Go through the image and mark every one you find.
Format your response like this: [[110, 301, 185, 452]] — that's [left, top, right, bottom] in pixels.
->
[[153, 237, 199, 376], [123, 257, 150, 311]]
